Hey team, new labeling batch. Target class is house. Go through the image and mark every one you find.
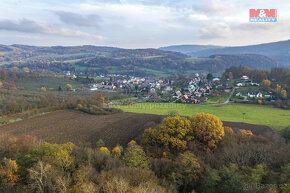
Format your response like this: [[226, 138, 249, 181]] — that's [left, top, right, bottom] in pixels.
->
[[150, 88, 156, 94], [212, 78, 220, 82], [241, 75, 249, 82], [162, 86, 172, 94], [248, 91, 262, 98], [175, 91, 182, 98], [236, 83, 243, 87], [94, 84, 115, 90], [183, 95, 189, 100], [250, 80, 261, 86], [236, 92, 243, 97]]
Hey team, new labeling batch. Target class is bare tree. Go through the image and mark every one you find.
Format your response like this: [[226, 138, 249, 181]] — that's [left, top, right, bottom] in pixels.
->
[[28, 161, 53, 193]]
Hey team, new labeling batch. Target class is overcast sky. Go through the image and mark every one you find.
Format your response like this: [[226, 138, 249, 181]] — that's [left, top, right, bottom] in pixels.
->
[[0, 0, 289, 48]]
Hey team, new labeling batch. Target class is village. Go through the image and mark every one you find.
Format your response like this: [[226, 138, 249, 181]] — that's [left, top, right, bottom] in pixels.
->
[[86, 73, 219, 104], [84, 72, 276, 105]]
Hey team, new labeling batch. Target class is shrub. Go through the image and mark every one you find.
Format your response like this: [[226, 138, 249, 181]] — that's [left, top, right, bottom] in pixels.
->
[[237, 129, 253, 141], [224, 126, 234, 135], [281, 126, 290, 143]]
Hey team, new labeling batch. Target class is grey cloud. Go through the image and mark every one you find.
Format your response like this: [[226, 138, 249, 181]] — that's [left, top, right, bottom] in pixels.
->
[[0, 18, 104, 39], [54, 11, 102, 27], [0, 19, 46, 33]]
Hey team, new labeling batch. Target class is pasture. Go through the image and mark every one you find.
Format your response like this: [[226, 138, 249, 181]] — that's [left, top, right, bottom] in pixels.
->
[[118, 103, 290, 130]]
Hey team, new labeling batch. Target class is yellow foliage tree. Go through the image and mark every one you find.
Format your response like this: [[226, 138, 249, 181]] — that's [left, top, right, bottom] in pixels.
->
[[11, 67, 19, 71], [99, 147, 110, 154], [275, 84, 282, 94], [260, 80, 271, 91], [0, 80, 3, 88], [0, 159, 19, 186], [258, 98, 262, 105], [41, 87, 46, 92], [237, 129, 253, 140], [128, 140, 137, 147], [112, 146, 121, 158], [22, 67, 29, 72], [190, 113, 224, 149], [66, 84, 73, 91], [281, 89, 287, 99], [157, 116, 192, 151], [76, 104, 83, 109]]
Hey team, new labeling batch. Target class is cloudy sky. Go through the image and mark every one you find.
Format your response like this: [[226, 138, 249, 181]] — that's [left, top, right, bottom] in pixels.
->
[[0, 0, 289, 48]]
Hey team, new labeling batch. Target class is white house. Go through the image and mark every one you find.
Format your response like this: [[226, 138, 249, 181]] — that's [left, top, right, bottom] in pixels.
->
[[212, 78, 220, 82], [248, 91, 263, 98], [236, 92, 243, 97], [241, 75, 249, 80], [236, 83, 243, 87]]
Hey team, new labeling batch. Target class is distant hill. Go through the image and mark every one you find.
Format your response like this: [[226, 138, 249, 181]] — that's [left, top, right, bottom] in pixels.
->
[[0, 45, 14, 52], [159, 45, 222, 55], [159, 40, 290, 66], [208, 54, 278, 71], [0, 42, 284, 77]]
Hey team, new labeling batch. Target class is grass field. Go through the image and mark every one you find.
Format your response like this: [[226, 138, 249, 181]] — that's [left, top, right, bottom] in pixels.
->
[[185, 57, 213, 63], [15, 76, 83, 90], [205, 93, 230, 104], [118, 103, 290, 130]]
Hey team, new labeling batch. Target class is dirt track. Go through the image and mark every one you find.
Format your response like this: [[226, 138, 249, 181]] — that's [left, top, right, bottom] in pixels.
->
[[0, 110, 276, 147]]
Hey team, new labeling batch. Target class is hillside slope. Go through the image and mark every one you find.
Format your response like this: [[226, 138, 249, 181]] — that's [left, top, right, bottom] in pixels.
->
[[159, 40, 290, 66]]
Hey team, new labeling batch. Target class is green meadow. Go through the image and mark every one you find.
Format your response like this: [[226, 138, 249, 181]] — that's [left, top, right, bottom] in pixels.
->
[[118, 103, 290, 130]]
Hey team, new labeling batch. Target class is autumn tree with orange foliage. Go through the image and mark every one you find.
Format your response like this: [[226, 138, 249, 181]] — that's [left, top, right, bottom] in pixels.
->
[[190, 113, 224, 149], [224, 126, 234, 135], [112, 146, 122, 158], [0, 159, 19, 186]]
